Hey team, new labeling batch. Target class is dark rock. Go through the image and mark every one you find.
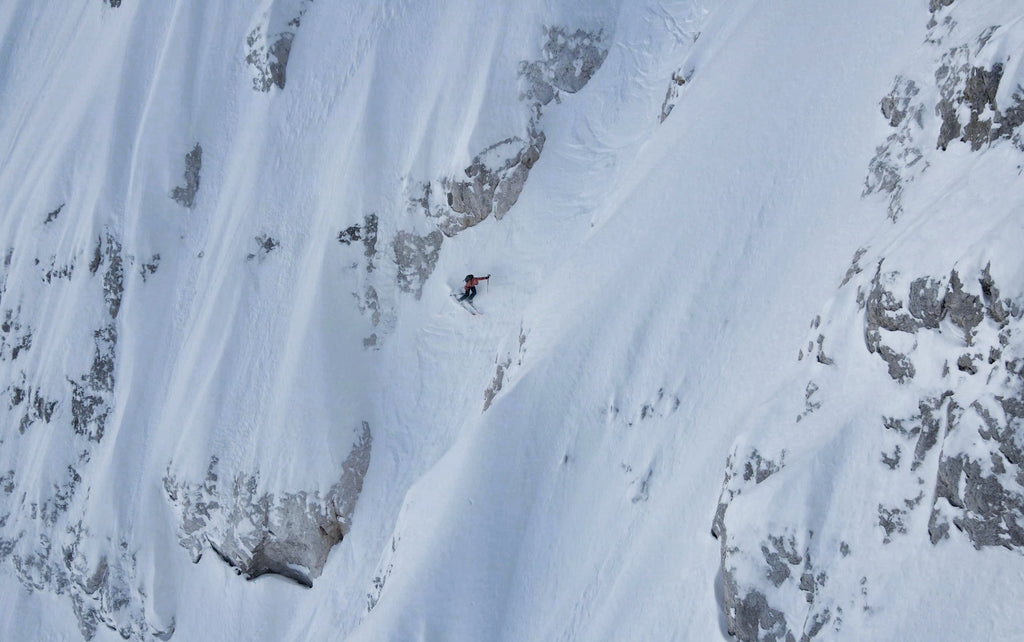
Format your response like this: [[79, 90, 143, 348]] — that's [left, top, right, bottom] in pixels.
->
[[864, 77, 926, 220], [730, 589, 793, 642], [936, 97, 961, 150], [244, 0, 312, 92], [171, 143, 202, 208], [908, 277, 944, 328], [957, 354, 978, 374], [864, 266, 918, 335], [839, 247, 868, 287], [881, 78, 920, 128], [877, 344, 915, 383], [960, 64, 1002, 150], [980, 263, 1010, 324], [878, 504, 908, 542], [911, 395, 951, 471], [338, 213, 379, 272], [742, 449, 785, 484], [881, 445, 901, 470], [44, 204, 64, 224], [247, 29, 293, 91], [246, 234, 280, 262], [761, 535, 802, 587], [928, 509, 951, 544], [944, 270, 984, 343]]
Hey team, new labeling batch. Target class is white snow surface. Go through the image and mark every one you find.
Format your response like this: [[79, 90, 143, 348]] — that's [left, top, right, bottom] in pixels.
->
[[1, 0, 1023, 640]]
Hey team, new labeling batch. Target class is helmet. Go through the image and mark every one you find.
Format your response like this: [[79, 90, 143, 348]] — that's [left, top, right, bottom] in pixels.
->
[[465, 274, 474, 282]]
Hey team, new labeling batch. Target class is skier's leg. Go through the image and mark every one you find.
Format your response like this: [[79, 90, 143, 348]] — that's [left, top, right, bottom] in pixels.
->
[[466, 287, 477, 301]]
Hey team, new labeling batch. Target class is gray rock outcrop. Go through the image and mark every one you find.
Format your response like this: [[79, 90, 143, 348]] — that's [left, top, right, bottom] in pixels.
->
[[244, 0, 313, 92], [170, 143, 202, 208], [164, 422, 372, 587]]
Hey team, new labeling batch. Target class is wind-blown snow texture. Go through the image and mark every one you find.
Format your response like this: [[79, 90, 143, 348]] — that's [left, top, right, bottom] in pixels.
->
[[1, 1, 1023, 640]]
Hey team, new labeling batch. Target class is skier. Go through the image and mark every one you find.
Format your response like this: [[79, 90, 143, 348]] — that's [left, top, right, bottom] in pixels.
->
[[458, 274, 490, 302]]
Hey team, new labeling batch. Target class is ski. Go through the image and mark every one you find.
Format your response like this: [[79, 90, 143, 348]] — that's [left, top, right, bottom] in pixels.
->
[[450, 293, 482, 315]]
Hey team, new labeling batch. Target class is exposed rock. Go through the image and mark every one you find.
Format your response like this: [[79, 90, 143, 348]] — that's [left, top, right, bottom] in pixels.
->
[[980, 263, 1009, 324], [927, 393, 1024, 550], [44, 204, 64, 224], [170, 143, 202, 208], [944, 270, 984, 343], [717, 255, 1024, 637], [762, 535, 802, 587], [138, 254, 160, 281], [864, 76, 926, 221], [881, 445, 902, 470], [839, 247, 868, 288], [960, 64, 1002, 150], [712, 448, 785, 542], [0, 225, 173, 637], [867, 22, 1024, 218], [908, 277, 944, 328], [245, 0, 313, 92], [934, 43, 1024, 151], [861, 265, 1020, 380], [717, 526, 838, 641], [725, 586, 792, 642], [7, 372, 58, 434], [439, 132, 545, 236], [392, 230, 442, 299], [41, 255, 75, 283], [631, 466, 653, 503], [338, 213, 379, 271], [0, 470, 13, 494], [66, 232, 123, 443], [484, 327, 530, 412], [743, 449, 785, 484], [0, 308, 32, 361], [862, 266, 1022, 552], [247, 28, 293, 91], [483, 357, 511, 412], [245, 234, 280, 262], [881, 77, 921, 128], [519, 26, 608, 106], [366, 535, 398, 613], [2, 516, 152, 639], [69, 325, 116, 443], [660, 70, 691, 123], [957, 353, 978, 374], [164, 422, 372, 587], [430, 25, 606, 236]]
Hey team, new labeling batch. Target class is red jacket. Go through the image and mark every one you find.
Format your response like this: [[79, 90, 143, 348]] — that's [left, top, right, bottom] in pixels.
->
[[464, 276, 488, 290]]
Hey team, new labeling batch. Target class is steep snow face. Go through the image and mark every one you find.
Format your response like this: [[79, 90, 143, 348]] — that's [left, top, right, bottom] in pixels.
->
[[1, 0, 1024, 641]]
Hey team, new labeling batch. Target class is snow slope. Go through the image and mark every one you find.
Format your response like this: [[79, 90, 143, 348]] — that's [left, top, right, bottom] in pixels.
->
[[1, 0, 1023, 640]]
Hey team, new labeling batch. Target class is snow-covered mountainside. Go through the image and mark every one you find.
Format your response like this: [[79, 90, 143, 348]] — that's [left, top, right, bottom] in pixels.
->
[[1, 0, 1023, 640]]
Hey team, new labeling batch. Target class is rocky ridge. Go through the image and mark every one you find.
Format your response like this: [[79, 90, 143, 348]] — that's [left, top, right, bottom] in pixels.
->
[[712, 3, 1024, 639]]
